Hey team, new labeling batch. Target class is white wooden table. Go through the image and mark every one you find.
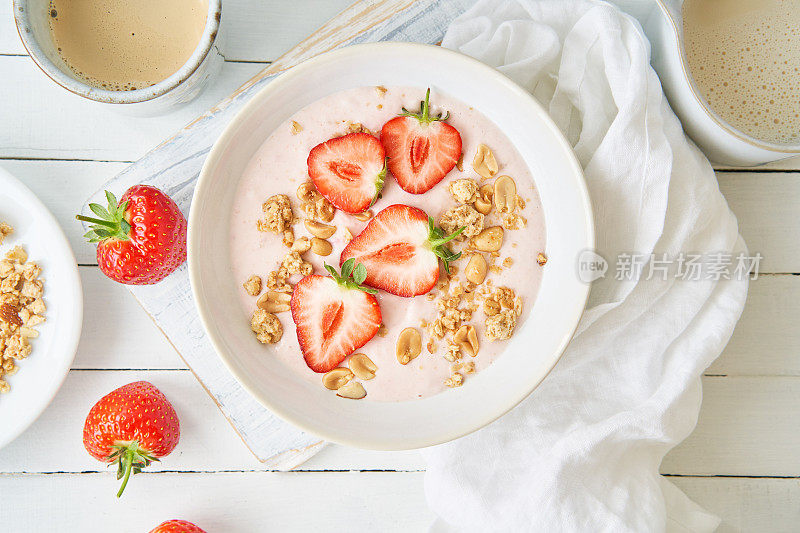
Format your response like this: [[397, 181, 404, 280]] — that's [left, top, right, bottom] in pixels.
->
[[1, 2, 799, 531]]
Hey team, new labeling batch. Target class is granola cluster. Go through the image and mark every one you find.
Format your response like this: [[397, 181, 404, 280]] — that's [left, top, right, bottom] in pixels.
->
[[257, 194, 295, 247], [418, 144, 547, 389], [248, 189, 325, 344], [439, 204, 484, 240], [250, 308, 282, 344], [448, 179, 479, 204], [0, 236, 46, 395], [297, 182, 335, 223], [0, 222, 12, 245], [243, 275, 262, 296]]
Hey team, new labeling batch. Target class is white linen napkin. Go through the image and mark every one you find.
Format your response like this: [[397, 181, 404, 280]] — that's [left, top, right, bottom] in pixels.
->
[[423, 1, 749, 531]]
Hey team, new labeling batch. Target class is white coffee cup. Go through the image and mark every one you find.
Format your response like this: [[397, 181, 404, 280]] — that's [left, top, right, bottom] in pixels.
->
[[13, 0, 224, 115], [615, 0, 800, 167]]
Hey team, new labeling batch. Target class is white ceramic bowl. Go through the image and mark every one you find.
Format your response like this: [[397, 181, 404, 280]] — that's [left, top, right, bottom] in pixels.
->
[[189, 43, 593, 450], [0, 166, 83, 450]]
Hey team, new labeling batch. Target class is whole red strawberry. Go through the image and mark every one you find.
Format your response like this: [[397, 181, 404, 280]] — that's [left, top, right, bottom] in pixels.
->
[[83, 381, 180, 497], [380, 88, 462, 194], [77, 185, 187, 285], [149, 520, 207, 533]]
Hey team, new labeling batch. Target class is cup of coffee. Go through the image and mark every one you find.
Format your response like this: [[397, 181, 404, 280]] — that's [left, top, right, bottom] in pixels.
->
[[13, 0, 223, 114], [618, 0, 800, 166]]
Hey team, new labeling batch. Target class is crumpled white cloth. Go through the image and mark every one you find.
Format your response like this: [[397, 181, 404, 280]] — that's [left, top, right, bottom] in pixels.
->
[[423, 1, 749, 531]]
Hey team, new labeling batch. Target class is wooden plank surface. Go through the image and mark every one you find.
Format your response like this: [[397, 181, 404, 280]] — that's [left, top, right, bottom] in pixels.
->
[[0, 472, 434, 532], [2, 0, 800, 528]]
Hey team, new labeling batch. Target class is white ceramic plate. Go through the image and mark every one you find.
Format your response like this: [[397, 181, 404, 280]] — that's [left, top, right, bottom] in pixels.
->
[[189, 43, 593, 450], [0, 166, 83, 449]]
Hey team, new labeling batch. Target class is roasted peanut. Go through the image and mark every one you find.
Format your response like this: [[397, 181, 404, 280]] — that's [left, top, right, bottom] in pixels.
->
[[396, 327, 422, 365], [454, 325, 479, 357], [473, 226, 504, 252], [323, 367, 354, 390], [336, 381, 367, 399], [472, 144, 498, 178], [304, 220, 336, 239], [256, 291, 291, 313], [349, 353, 377, 380], [465, 254, 487, 285], [297, 182, 316, 202], [291, 236, 312, 253], [352, 210, 373, 222], [493, 175, 517, 213], [311, 237, 333, 256]]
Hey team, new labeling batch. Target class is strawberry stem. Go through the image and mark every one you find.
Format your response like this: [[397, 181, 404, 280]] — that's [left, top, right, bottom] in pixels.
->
[[116, 447, 136, 498], [399, 88, 450, 124], [427, 217, 464, 274], [325, 259, 378, 294], [75, 214, 117, 228], [108, 440, 159, 498], [76, 191, 131, 244]]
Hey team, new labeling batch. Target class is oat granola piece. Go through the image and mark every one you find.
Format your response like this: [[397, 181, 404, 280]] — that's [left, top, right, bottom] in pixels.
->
[[444, 372, 464, 388], [485, 309, 517, 341], [250, 308, 283, 344], [281, 251, 313, 277], [537, 252, 548, 266], [266, 269, 292, 293], [291, 121, 303, 134], [258, 194, 294, 234], [297, 182, 336, 223], [439, 205, 484, 240], [449, 179, 479, 204], [0, 222, 12, 245], [503, 213, 528, 230], [494, 287, 516, 309], [243, 275, 262, 296], [0, 244, 45, 390]]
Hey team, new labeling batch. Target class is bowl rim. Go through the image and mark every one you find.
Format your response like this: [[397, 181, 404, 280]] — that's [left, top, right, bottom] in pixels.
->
[[0, 165, 83, 450], [189, 42, 594, 449], [12, 0, 222, 104]]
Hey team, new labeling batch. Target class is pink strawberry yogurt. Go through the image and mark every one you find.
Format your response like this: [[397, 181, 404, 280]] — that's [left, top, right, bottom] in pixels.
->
[[229, 86, 546, 402]]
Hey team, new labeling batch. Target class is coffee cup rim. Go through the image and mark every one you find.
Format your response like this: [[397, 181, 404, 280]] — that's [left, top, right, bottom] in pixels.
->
[[13, 0, 222, 105]]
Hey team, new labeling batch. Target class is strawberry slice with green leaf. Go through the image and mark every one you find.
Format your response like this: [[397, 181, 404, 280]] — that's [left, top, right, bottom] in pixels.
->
[[290, 258, 382, 373], [380, 88, 462, 194], [340, 204, 464, 297], [308, 132, 387, 213]]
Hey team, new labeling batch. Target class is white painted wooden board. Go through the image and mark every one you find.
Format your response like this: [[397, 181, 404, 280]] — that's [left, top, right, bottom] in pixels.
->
[[1, 370, 797, 476], [0, 472, 434, 532], [79, 0, 476, 465], [670, 477, 800, 533], [2, 472, 798, 532], [2, 0, 800, 528]]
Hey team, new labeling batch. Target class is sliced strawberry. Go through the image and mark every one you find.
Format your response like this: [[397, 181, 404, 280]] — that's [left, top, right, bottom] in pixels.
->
[[340, 204, 464, 297], [291, 259, 382, 373], [307, 132, 387, 213], [380, 89, 462, 194]]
